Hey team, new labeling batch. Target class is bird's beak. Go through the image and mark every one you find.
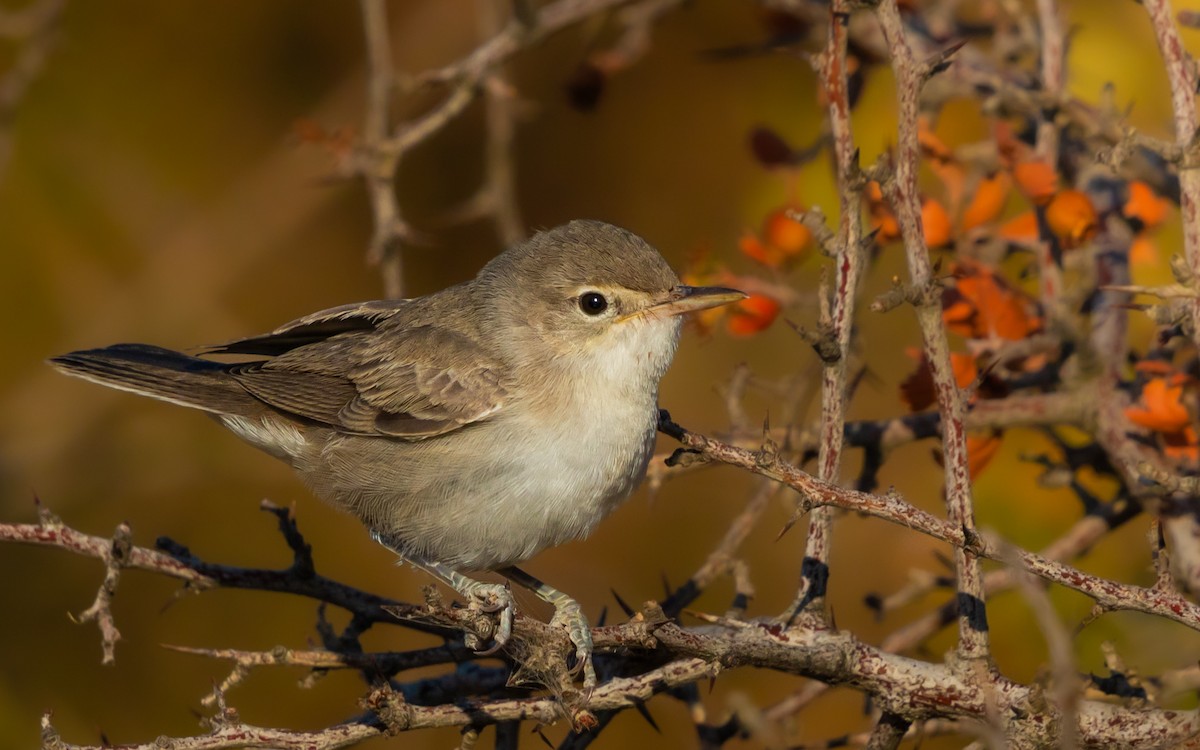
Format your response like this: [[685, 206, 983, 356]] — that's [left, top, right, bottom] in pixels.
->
[[625, 285, 747, 322]]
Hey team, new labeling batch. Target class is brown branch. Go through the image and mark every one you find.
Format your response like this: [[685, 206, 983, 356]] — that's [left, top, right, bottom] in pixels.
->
[[66, 519, 131, 665], [477, 0, 524, 248], [872, 0, 989, 663], [658, 415, 1200, 632], [788, 0, 869, 626], [359, 0, 406, 298], [357, 0, 672, 296], [1034, 0, 1065, 165], [40, 610, 1200, 748], [1142, 0, 1200, 355], [0, 506, 420, 631]]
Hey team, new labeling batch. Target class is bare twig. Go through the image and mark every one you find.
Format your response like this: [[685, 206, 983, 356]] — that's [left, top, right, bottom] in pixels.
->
[[359, 0, 407, 298]]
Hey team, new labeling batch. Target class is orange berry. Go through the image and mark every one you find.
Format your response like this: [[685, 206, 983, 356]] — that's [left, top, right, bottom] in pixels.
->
[[1045, 190, 1097, 248], [761, 207, 813, 260], [726, 294, 782, 336], [739, 207, 814, 269], [738, 233, 771, 266]]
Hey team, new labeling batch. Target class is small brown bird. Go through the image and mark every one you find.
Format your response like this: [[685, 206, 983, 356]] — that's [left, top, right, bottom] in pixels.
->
[[51, 220, 744, 687]]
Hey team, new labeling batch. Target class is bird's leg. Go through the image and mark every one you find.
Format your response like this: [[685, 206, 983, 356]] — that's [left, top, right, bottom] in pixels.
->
[[370, 533, 514, 654], [498, 566, 596, 690]]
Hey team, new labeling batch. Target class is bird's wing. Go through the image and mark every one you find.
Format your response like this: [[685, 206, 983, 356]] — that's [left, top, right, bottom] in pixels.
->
[[204, 300, 407, 357], [218, 307, 507, 440]]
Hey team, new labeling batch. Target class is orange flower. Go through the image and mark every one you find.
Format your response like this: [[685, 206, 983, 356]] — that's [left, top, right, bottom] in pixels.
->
[[922, 197, 953, 248], [942, 261, 1040, 341], [1045, 190, 1097, 248], [1013, 161, 1058, 205], [1123, 181, 1170, 229], [1125, 378, 1191, 434], [726, 294, 782, 336], [960, 172, 1011, 231]]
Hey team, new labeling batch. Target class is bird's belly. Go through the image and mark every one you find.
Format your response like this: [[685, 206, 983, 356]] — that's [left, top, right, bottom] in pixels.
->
[[304, 405, 659, 570]]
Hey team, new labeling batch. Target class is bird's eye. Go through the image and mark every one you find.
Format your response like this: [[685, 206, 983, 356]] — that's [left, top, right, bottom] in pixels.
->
[[579, 292, 608, 315]]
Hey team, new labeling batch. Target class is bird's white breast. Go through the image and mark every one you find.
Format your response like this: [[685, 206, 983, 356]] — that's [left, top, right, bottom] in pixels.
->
[[450, 314, 678, 566]]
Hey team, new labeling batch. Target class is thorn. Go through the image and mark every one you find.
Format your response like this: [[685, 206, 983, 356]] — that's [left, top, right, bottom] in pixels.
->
[[632, 701, 661, 733], [596, 605, 608, 628], [776, 512, 799, 541], [863, 593, 884, 621], [610, 589, 635, 617]]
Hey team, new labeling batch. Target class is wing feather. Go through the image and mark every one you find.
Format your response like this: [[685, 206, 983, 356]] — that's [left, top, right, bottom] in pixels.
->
[[217, 304, 506, 439]]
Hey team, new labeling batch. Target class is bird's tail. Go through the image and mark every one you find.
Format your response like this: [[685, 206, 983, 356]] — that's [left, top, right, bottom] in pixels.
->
[[49, 343, 262, 415]]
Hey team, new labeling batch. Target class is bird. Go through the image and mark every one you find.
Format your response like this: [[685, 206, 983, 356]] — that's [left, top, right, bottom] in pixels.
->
[[49, 219, 745, 689]]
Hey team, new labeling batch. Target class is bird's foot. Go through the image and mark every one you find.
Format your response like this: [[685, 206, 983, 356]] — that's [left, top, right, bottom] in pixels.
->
[[375, 543, 518, 657], [458, 579, 516, 655], [548, 593, 596, 692]]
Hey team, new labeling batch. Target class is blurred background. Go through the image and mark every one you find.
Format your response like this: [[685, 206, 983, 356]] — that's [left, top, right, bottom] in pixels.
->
[[3, 1, 1200, 747]]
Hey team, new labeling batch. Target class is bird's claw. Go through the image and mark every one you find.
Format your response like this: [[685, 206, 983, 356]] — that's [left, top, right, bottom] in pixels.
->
[[462, 582, 515, 655], [550, 598, 597, 691]]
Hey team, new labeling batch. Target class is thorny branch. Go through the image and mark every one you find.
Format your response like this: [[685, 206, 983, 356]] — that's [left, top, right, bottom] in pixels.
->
[[12, 502, 1200, 750], [14, 1, 1200, 748], [873, 0, 989, 663], [787, 0, 869, 627]]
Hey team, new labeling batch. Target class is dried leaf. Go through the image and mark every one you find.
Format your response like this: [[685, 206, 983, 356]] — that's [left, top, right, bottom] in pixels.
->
[[749, 126, 797, 168], [566, 61, 606, 111]]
